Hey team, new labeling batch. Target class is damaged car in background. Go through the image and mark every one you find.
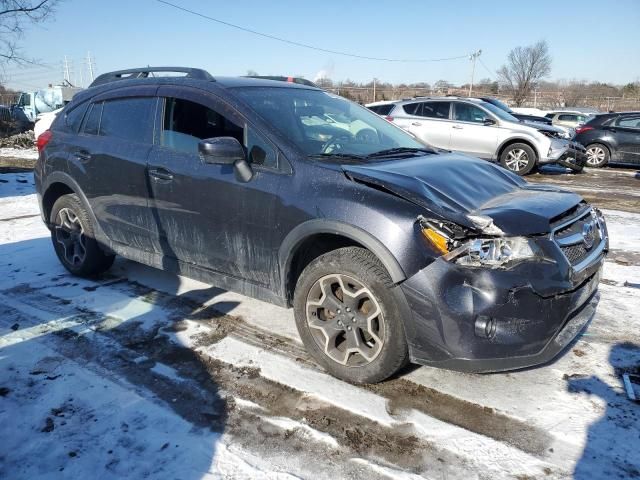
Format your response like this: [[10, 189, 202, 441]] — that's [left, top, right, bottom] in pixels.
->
[[375, 96, 585, 175], [36, 67, 608, 384]]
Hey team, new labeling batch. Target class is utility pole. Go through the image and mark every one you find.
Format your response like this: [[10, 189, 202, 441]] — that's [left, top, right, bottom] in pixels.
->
[[468, 49, 482, 97], [372, 78, 377, 103], [86, 52, 95, 83], [63, 56, 71, 85]]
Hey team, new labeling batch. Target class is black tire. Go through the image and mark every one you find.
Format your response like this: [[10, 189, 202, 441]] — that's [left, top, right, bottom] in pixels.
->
[[293, 247, 409, 384], [584, 143, 610, 168], [50, 194, 115, 277], [499, 143, 537, 176]]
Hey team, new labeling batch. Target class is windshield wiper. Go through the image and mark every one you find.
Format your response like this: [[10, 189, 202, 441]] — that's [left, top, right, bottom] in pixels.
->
[[366, 147, 435, 159], [308, 152, 364, 160]]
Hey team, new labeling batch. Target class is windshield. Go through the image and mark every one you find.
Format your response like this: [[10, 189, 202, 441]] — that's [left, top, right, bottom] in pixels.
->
[[234, 87, 427, 159], [481, 102, 520, 123], [487, 98, 512, 113]]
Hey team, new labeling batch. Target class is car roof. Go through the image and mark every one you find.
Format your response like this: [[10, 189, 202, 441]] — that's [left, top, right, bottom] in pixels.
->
[[72, 67, 320, 106], [391, 96, 486, 104]]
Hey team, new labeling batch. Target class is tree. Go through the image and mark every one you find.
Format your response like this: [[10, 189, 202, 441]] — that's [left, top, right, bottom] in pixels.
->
[[433, 80, 449, 93], [246, 69, 259, 76], [0, 0, 60, 64], [497, 40, 551, 106]]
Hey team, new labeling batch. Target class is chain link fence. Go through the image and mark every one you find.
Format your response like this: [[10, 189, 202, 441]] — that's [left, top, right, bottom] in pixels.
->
[[328, 86, 640, 112]]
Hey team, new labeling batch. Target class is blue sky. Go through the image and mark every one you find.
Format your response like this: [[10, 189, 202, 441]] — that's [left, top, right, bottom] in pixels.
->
[[3, 0, 639, 90]]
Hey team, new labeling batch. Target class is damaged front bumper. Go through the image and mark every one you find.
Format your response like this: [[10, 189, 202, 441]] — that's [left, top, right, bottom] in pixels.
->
[[400, 239, 604, 373], [540, 141, 587, 170]]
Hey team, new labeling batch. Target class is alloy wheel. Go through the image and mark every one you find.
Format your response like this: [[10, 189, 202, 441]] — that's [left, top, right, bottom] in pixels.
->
[[305, 273, 385, 367], [54, 207, 87, 266], [586, 146, 606, 166], [504, 148, 529, 172]]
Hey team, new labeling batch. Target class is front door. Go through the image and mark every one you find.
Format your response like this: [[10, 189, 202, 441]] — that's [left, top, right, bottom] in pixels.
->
[[146, 87, 287, 288], [612, 114, 640, 164]]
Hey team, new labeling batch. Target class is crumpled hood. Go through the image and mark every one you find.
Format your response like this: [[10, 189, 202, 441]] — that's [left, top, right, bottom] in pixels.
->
[[342, 153, 582, 235]]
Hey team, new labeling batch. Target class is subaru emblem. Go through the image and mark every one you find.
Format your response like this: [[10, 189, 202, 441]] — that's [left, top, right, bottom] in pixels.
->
[[582, 222, 595, 249]]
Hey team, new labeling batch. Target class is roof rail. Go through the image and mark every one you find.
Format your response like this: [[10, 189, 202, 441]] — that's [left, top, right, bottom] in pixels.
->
[[89, 67, 215, 88]]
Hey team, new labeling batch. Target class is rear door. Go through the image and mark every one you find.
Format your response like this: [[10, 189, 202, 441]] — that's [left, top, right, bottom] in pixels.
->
[[450, 102, 499, 158], [69, 87, 158, 251], [146, 86, 289, 287], [407, 101, 452, 149], [612, 114, 640, 163]]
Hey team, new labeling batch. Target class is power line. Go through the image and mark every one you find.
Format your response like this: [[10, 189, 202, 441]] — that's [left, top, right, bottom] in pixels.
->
[[155, 0, 471, 63], [479, 58, 494, 78]]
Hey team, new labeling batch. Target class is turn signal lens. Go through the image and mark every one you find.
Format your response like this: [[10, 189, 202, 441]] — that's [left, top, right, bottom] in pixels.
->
[[422, 227, 450, 255]]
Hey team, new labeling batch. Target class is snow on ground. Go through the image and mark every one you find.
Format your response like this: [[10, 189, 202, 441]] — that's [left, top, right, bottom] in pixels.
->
[[1, 172, 640, 479], [0, 147, 38, 160]]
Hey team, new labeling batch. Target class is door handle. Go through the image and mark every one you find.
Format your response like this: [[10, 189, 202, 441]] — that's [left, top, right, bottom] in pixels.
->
[[148, 167, 174, 182], [74, 150, 91, 161], [411, 122, 422, 126], [452, 125, 464, 129]]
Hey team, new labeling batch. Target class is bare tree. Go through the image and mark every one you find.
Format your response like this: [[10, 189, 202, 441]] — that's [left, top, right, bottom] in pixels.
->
[[497, 40, 551, 106], [0, 0, 59, 64]]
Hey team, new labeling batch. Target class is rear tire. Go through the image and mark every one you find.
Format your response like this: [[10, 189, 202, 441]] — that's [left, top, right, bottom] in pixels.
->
[[499, 143, 537, 176], [293, 247, 409, 384], [50, 194, 115, 277], [585, 143, 610, 168]]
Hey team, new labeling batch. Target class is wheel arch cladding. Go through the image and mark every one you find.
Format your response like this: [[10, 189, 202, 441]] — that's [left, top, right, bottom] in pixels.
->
[[279, 220, 406, 304], [42, 181, 75, 223]]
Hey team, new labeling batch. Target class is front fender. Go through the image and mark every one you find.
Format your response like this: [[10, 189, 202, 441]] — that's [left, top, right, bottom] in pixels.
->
[[278, 219, 407, 294]]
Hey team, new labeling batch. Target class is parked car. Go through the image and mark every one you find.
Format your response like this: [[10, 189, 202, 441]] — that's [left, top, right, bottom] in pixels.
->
[[545, 111, 593, 130], [245, 75, 318, 87], [34, 108, 62, 140], [36, 67, 608, 384], [574, 111, 640, 167], [479, 97, 552, 125], [381, 97, 585, 175], [366, 101, 396, 117]]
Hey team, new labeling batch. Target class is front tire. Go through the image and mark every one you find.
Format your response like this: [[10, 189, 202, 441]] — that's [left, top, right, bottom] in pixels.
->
[[499, 143, 537, 176], [50, 194, 115, 277], [585, 143, 610, 168], [293, 247, 409, 384]]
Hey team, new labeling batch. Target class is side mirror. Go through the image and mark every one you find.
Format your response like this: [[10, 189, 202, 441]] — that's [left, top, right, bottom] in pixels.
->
[[198, 136, 254, 182], [198, 137, 245, 165], [483, 118, 496, 126]]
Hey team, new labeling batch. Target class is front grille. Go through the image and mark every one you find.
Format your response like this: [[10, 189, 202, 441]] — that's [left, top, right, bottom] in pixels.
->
[[552, 207, 605, 269], [562, 244, 589, 265]]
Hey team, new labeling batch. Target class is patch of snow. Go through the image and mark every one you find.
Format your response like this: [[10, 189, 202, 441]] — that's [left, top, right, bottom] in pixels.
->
[[0, 147, 38, 160]]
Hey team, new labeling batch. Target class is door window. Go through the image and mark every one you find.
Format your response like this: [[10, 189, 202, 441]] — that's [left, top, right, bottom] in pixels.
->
[[161, 97, 277, 168], [99, 97, 155, 143], [420, 102, 450, 119], [557, 114, 577, 122], [615, 115, 640, 129], [160, 98, 244, 154], [453, 103, 490, 123], [82, 102, 103, 135]]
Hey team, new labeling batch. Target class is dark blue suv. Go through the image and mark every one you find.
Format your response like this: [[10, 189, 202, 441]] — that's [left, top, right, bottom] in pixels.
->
[[35, 67, 608, 383]]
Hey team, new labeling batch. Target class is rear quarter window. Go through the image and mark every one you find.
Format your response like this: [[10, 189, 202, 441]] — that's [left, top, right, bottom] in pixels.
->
[[368, 104, 394, 115], [402, 103, 421, 115]]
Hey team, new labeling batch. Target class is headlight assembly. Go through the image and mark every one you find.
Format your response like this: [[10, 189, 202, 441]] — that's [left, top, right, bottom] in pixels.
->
[[419, 217, 550, 268], [446, 237, 542, 267]]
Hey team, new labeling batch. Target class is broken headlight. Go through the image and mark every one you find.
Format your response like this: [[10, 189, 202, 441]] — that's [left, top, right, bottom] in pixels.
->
[[445, 237, 541, 267]]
